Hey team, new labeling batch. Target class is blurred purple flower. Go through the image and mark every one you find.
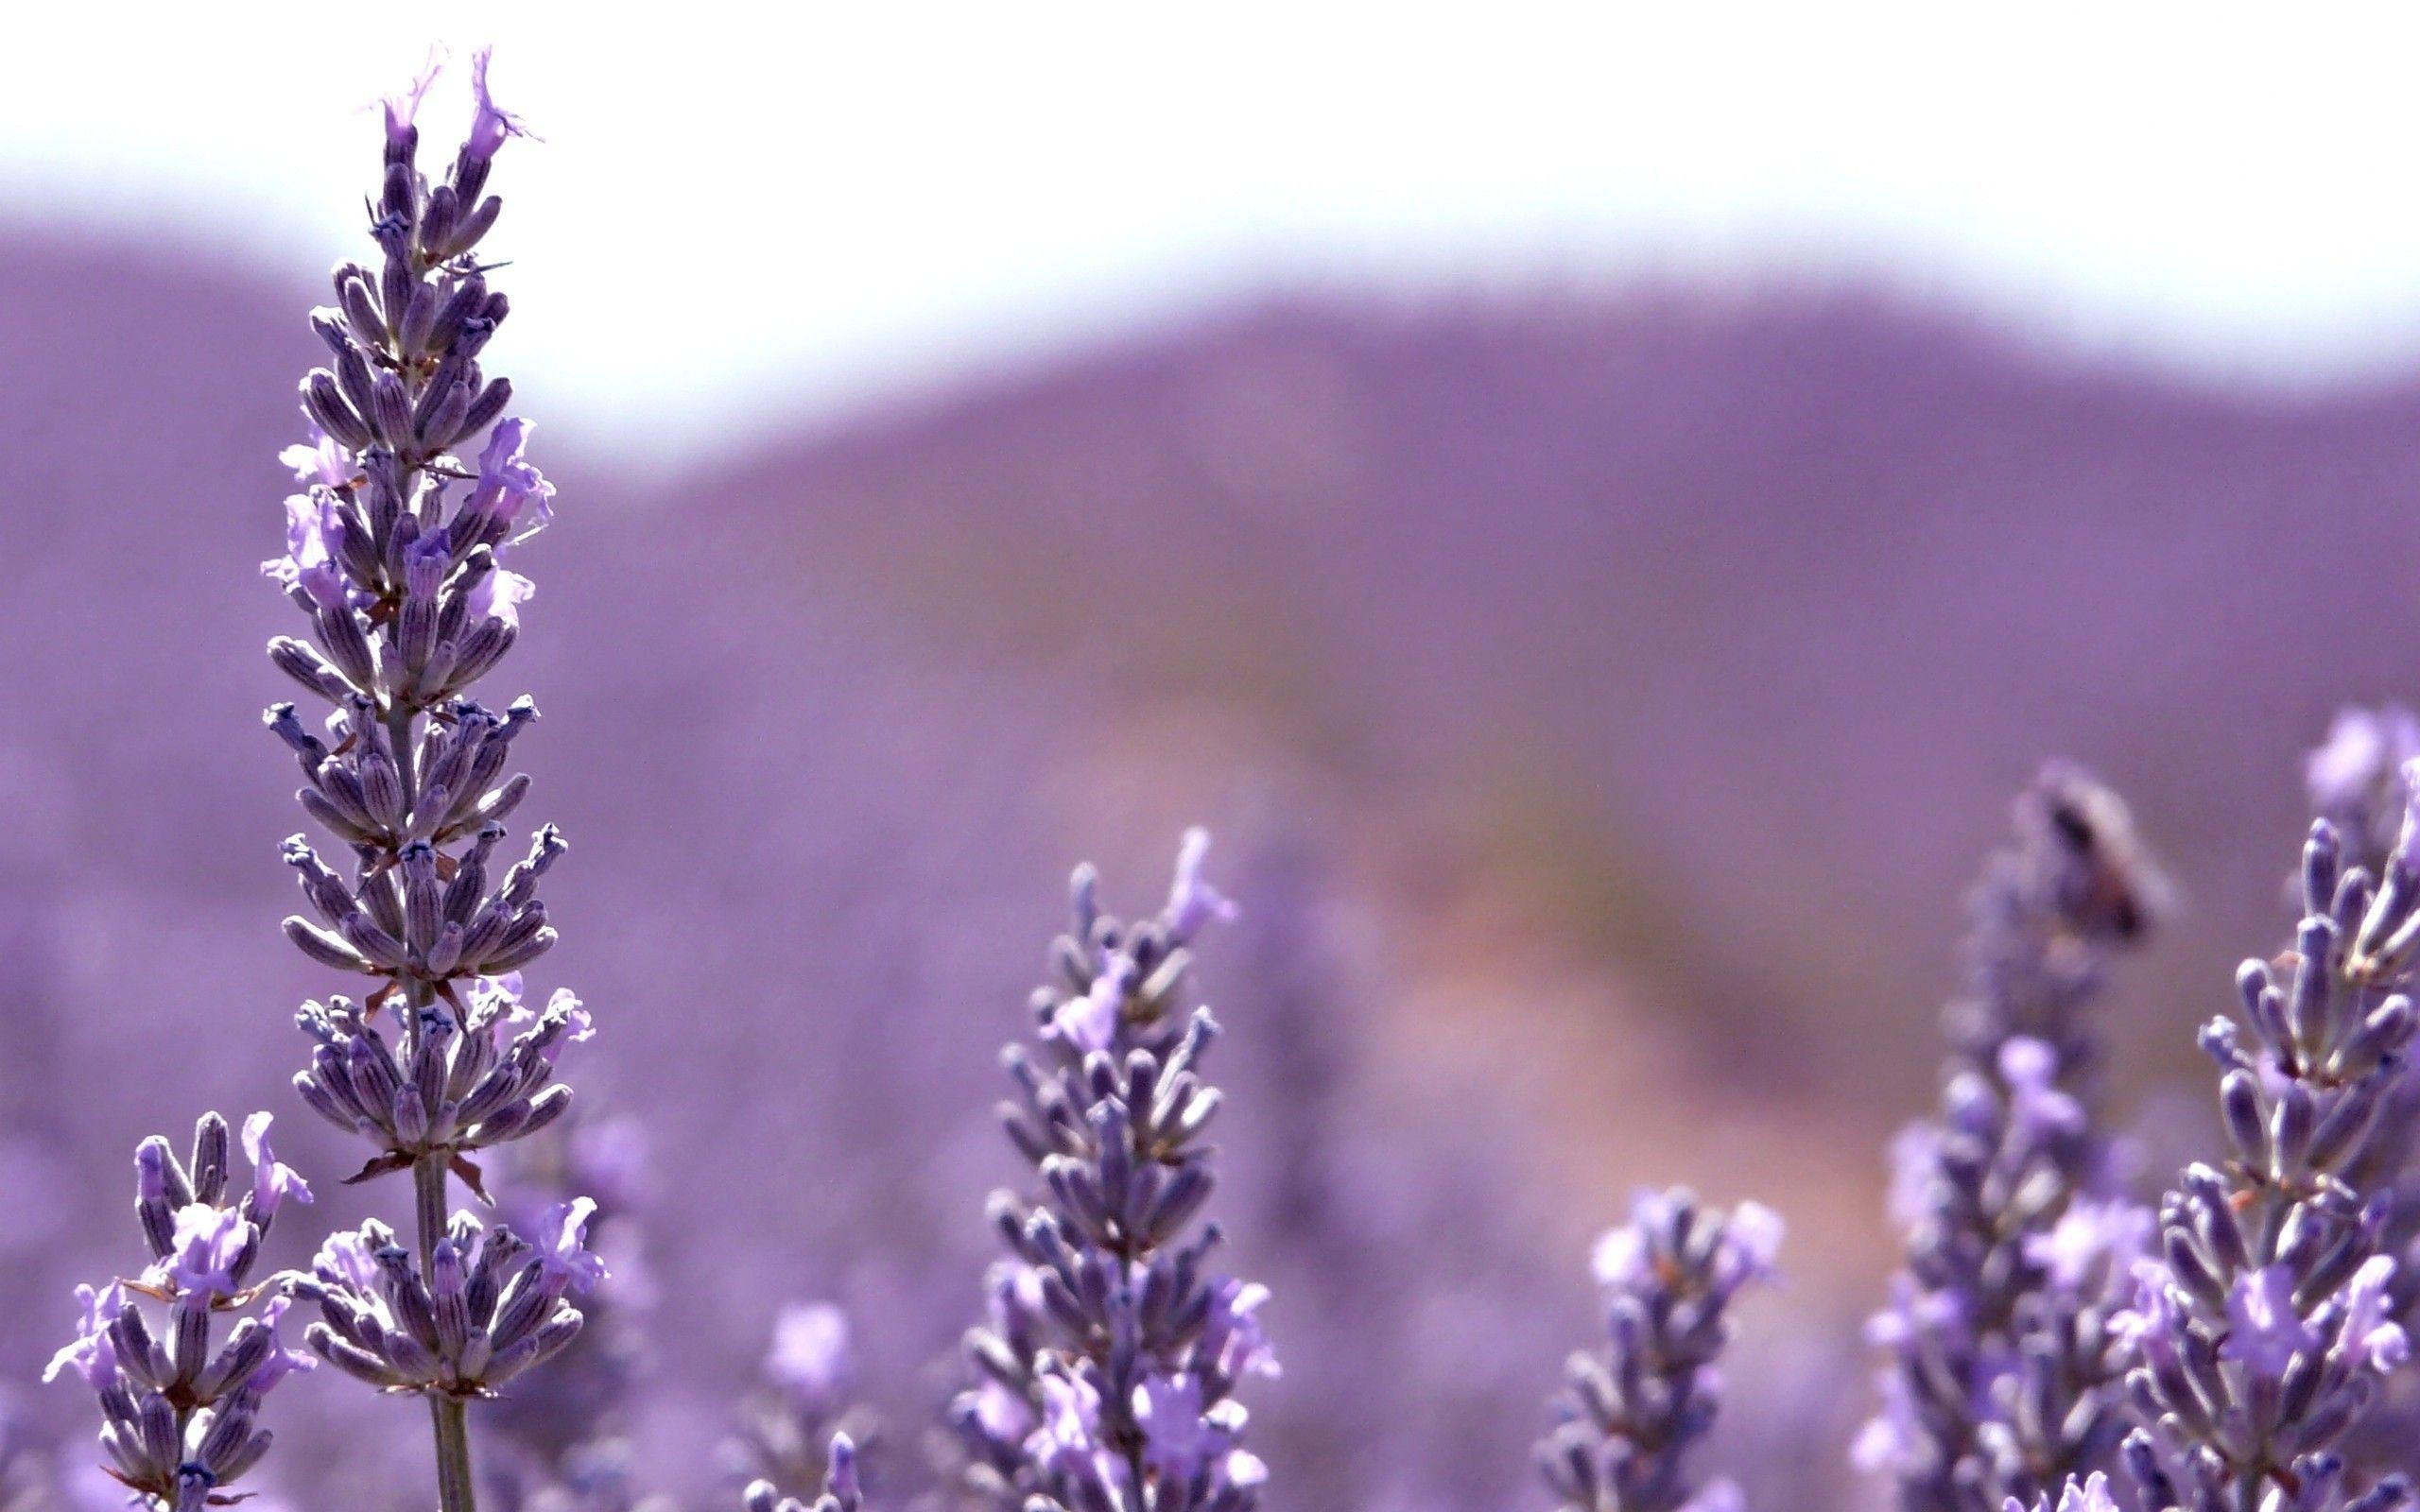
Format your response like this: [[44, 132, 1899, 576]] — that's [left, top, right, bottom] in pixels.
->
[[40, 1283, 123, 1390], [765, 1303, 852, 1407], [159, 1201, 251, 1297], [469, 418, 557, 541], [463, 49, 534, 167], [539, 1197, 610, 1296], [243, 1111, 313, 1220]]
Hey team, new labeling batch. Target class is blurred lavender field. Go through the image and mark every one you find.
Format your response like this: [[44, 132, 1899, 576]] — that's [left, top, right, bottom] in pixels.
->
[[6, 196, 2420, 1512]]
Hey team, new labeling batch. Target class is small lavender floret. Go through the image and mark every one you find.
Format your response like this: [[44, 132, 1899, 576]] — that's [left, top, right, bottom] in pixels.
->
[[285, 1202, 601, 1399], [43, 1116, 314, 1510], [1860, 765, 2163, 1512], [2308, 708, 2420, 875], [1537, 1190, 1780, 1512], [948, 831, 1272, 1512], [2004, 1471, 2122, 1512]]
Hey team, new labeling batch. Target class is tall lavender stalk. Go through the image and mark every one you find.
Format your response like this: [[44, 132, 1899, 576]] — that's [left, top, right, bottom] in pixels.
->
[[1537, 1190, 1782, 1512], [2115, 790, 2420, 1512], [260, 55, 602, 1512], [41, 1114, 315, 1512], [948, 831, 1278, 1512], [1858, 765, 2164, 1512]]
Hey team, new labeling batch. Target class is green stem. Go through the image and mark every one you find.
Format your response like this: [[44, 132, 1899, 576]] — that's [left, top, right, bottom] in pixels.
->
[[413, 1152, 478, 1512], [430, 1394, 477, 1512]]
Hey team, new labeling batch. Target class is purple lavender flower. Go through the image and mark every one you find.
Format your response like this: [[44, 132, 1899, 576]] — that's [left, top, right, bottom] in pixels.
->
[[721, 1300, 873, 1504], [285, 1209, 593, 1403], [948, 832, 1270, 1512], [262, 53, 598, 1512], [1861, 765, 2163, 1512], [742, 1433, 864, 1512], [43, 1115, 312, 1511], [1538, 1190, 1781, 1512], [766, 1304, 852, 1406], [2308, 708, 2420, 874], [2117, 788, 2420, 1512], [2003, 1470, 2121, 1512]]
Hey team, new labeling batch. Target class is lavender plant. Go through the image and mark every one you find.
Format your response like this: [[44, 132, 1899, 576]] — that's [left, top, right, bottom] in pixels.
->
[[2114, 787, 2420, 1512], [258, 54, 604, 1512], [723, 1302, 869, 1501], [40, 1113, 315, 1512], [948, 831, 1277, 1512], [1537, 1189, 1782, 1512], [1858, 765, 2163, 1512]]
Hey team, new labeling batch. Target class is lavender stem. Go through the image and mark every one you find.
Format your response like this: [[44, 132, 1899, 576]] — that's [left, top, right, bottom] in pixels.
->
[[264, 52, 604, 1512], [432, 1394, 478, 1512]]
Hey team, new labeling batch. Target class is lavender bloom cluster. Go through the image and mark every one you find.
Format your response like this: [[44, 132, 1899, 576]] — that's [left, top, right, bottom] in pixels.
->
[[37, 50, 604, 1512], [2113, 783, 2420, 1512], [285, 1200, 600, 1397], [68, 55, 2420, 1512], [259, 51, 611, 1512], [1537, 1190, 1783, 1512], [43, 1114, 314, 1512], [1859, 766, 2164, 1512], [949, 832, 1279, 1512]]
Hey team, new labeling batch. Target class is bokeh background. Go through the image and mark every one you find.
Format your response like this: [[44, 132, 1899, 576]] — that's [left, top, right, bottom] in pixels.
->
[[9, 6, 2420, 1510]]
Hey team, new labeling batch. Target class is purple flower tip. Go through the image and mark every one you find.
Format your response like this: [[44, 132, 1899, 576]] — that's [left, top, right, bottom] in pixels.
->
[[1724, 1201, 1786, 1280], [2220, 1264, 2319, 1380], [43, 1282, 125, 1389], [159, 1203, 251, 1298], [313, 1228, 385, 1293], [265, 490, 348, 610], [469, 566, 537, 630], [766, 1301, 852, 1402], [2025, 1197, 2151, 1290], [472, 418, 557, 540], [383, 54, 443, 148], [536, 1195, 609, 1295], [243, 1110, 314, 1219], [1035, 1372, 1107, 1470], [2341, 1255, 2409, 1372], [465, 49, 536, 164], [247, 1294, 318, 1393], [2308, 707, 2420, 815], [1167, 826, 1238, 942], [1998, 1036, 2084, 1144], [825, 1435, 860, 1500], [1050, 953, 1132, 1055], [280, 429, 351, 489]]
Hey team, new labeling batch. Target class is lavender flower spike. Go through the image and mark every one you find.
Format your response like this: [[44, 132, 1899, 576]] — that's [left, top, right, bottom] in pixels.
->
[[2118, 778, 2420, 1512], [1860, 765, 2164, 1512], [264, 54, 594, 1512], [43, 1114, 313, 1512], [1538, 1189, 1781, 1512], [949, 832, 1274, 1512]]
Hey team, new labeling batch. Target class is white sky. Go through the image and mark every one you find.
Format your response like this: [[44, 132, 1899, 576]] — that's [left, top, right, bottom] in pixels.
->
[[11, 3, 2420, 449]]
